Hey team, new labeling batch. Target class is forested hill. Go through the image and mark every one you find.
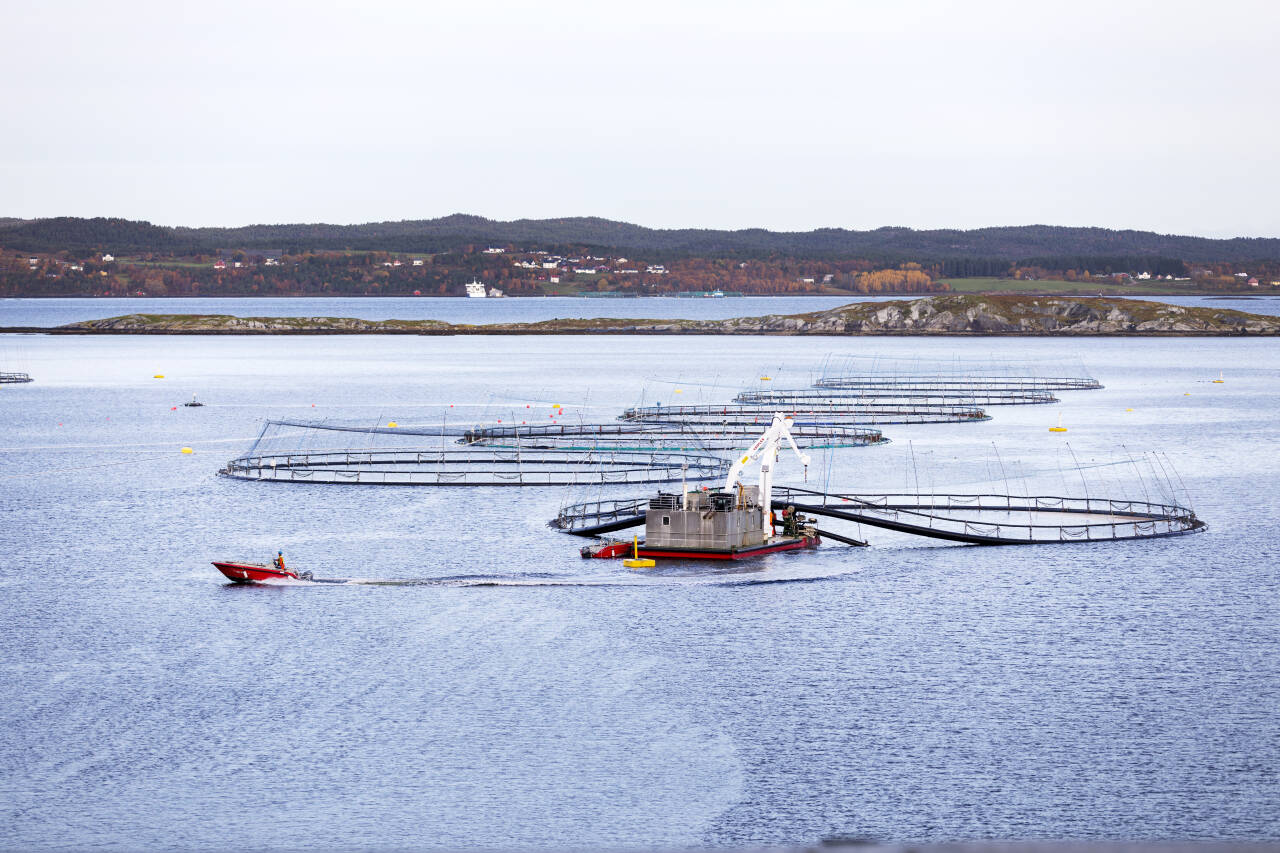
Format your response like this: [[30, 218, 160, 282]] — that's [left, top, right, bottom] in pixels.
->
[[2, 215, 1278, 263]]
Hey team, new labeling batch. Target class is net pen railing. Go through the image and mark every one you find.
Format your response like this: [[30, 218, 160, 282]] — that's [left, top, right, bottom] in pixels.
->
[[619, 403, 990, 425], [774, 487, 1204, 543], [222, 448, 730, 487], [735, 388, 1059, 406], [465, 421, 888, 450], [813, 375, 1103, 392]]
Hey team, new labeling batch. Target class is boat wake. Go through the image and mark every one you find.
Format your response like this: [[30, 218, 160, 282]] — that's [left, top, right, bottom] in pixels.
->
[[288, 564, 862, 588]]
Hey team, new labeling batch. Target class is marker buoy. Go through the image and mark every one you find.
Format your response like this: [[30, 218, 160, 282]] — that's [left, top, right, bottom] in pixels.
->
[[1049, 412, 1067, 433], [154, 374, 165, 379], [623, 535, 655, 569], [387, 421, 398, 428], [181, 447, 194, 454]]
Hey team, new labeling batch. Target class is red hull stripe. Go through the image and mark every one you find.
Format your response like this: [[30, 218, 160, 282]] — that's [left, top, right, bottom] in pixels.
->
[[638, 537, 816, 561]]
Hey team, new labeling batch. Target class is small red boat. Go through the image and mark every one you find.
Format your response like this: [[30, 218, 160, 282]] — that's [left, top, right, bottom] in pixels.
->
[[580, 540, 633, 559], [212, 560, 305, 584]]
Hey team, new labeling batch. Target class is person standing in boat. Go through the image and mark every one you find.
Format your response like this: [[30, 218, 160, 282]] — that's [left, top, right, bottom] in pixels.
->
[[273, 551, 286, 572]]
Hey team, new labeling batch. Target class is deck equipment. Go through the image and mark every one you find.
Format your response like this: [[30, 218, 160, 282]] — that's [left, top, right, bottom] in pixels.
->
[[621, 413, 821, 561]]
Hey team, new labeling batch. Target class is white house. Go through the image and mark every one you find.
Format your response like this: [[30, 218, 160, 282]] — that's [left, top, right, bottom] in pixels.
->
[[101, 254, 114, 262], [412, 259, 424, 266]]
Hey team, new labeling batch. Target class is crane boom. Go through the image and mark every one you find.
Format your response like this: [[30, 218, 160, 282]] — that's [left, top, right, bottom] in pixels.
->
[[724, 413, 811, 538]]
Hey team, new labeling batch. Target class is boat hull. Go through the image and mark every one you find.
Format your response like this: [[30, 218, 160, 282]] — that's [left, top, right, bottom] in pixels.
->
[[580, 540, 633, 559], [212, 561, 300, 583], [637, 534, 819, 561]]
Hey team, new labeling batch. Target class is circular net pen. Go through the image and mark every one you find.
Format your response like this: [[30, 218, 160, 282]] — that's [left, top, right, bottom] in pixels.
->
[[618, 403, 990, 426], [774, 486, 1205, 545], [735, 387, 1059, 406], [462, 421, 889, 451], [812, 375, 1102, 393], [220, 419, 729, 486]]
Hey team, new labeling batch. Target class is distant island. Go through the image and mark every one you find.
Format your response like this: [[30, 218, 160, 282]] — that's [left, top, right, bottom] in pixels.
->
[[1, 215, 1278, 299], [34, 296, 1280, 336]]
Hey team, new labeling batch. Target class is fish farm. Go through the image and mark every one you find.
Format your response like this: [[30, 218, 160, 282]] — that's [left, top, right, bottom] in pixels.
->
[[218, 354, 1207, 550], [0, 372, 32, 384]]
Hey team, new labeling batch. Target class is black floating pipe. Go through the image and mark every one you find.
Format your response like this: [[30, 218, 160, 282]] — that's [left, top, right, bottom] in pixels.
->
[[814, 528, 868, 547]]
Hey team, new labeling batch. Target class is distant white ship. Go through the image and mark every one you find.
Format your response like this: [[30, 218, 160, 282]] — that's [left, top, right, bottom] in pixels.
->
[[465, 279, 487, 298]]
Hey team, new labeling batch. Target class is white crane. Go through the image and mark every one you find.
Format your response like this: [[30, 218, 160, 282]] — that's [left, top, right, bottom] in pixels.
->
[[723, 412, 810, 538]]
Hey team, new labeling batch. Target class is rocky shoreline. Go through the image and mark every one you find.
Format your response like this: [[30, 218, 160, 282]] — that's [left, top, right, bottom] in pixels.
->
[[26, 295, 1280, 336]]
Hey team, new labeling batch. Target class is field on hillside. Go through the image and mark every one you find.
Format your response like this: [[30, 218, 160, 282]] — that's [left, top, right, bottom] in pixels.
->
[[942, 277, 1184, 295]]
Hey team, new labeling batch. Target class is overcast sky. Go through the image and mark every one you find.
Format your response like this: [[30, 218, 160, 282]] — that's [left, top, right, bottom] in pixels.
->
[[3, 0, 1276, 236]]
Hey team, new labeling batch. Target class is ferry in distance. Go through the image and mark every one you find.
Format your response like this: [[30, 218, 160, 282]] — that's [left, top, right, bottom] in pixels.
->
[[465, 278, 504, 298]]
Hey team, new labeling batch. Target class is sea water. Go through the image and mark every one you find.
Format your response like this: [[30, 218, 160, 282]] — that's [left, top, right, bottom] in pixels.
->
[[1, 293, 1278, 328], [0, 332, 1277, 849]]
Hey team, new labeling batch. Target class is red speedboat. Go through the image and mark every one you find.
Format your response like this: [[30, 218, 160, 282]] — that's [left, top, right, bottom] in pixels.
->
[[580, 540, 633, 559], [212, 560, 305, 584]]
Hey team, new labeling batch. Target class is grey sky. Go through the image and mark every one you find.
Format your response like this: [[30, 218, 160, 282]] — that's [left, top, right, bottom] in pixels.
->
[[3, 0, 1276, 236]]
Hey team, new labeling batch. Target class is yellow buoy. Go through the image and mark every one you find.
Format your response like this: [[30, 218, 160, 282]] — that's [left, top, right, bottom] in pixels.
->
[[1184, 392, 1191, 396], [180, 447, 194, 454], [760, 376, 772, 381], [552, 404, 561, 409], [154, 374, 165, 379], [387, 421, 398, 428], [674, 389, 683, 393], [1125, 408, 1134, 412], [623, 535, 655, 569], [1212, 371, 1224, 384], [1049, 412, 1067, 433]]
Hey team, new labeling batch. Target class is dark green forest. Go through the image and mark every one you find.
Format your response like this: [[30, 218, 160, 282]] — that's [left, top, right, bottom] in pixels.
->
[[2, 215, 1278, 264]]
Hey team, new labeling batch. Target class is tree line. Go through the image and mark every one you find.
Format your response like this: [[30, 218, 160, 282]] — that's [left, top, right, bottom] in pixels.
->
[[3, 216, 1279, 264]]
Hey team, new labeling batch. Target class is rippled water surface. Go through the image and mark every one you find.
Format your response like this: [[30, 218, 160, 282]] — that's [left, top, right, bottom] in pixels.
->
[[2, 293, 1279, 327], [1, 333, 1278, 850]]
